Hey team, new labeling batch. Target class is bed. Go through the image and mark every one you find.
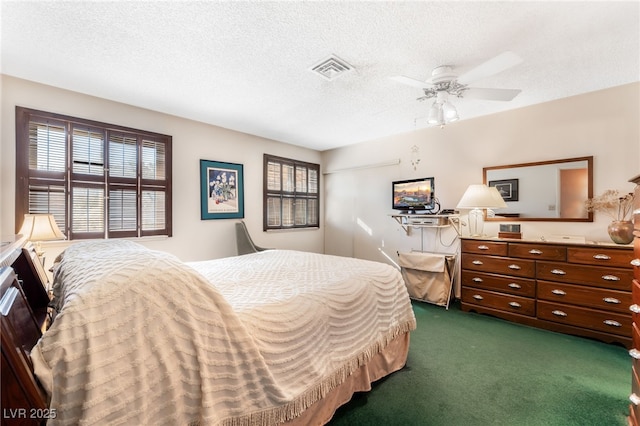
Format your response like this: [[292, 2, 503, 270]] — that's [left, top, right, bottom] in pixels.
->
[[2, 239, 416, 425]]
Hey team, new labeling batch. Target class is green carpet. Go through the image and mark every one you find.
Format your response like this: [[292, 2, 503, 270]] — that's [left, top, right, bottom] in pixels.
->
[[329, 300, 631, 426]]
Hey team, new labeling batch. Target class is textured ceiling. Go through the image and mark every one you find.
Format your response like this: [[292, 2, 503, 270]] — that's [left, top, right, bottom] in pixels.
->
[[1, 1, 639, 151]]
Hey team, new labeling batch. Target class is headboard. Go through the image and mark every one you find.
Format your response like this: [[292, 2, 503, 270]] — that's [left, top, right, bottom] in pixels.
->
[[1, 237, 51, 422], [11, 246, 52, 328]]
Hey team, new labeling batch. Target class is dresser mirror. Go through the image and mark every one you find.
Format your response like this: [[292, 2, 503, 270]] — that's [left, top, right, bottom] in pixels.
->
[[483, 156, 593, 222]]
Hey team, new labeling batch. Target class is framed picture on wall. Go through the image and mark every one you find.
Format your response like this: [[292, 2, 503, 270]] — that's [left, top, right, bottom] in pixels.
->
[[489, 178, 519, 202], [200, 159, 244, 220]]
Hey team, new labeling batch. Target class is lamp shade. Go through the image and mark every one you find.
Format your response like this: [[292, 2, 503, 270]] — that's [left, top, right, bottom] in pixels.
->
[[18, 214, 66, 242], [456, 184, 507, 209]]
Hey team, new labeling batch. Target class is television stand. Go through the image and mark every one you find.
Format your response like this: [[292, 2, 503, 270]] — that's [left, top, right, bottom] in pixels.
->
[[390, 213, 461, 251], [401, 210, 437, 215], [392, 213, 453, 229]]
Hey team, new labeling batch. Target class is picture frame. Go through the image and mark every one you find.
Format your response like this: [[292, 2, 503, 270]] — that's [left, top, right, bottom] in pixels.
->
[[499, 224, 521, 233], [489, 178, 519, 202], [200, 159, 244, 220]]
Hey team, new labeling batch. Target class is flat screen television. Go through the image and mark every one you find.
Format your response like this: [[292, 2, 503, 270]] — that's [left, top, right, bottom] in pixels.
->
[[392, 177, 436, 213]]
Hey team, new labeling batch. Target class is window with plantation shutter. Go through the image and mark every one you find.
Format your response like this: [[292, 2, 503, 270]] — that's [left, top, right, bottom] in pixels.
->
[[263, 154, 319, 231], [15, 107, 172, 239]]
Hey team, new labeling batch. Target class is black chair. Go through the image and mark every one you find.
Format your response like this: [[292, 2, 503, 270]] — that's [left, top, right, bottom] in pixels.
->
[[235, 221, 270, 255]]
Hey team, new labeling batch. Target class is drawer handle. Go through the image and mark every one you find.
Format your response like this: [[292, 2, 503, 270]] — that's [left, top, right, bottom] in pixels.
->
[[472, 294, 484, 301], [602, 275, 620, 282], [603, 297, 621, 304], [508, 302, 522, 309], [551, 269, 566, 275], [478, 245, 489, 250], [508, 264, 521, 270], [472, 260, 484, 265], [593, 254, 611, 260], [631, 304, 640, 314], [508, 283, 521, 289], [632, 259, 640, 267], [529, 249, 543, 255], [551, 310, 567, 317], [603, 319, 622, 328], [630, 393, 640, 406], [629, 349, 640, 360], [472, 277, 483, 283], [551, 289, 566, 296]]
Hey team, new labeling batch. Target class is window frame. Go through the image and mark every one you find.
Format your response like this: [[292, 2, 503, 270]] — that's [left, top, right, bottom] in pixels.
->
[[263, 154, 320, 231], [15, 106, 172, 239]]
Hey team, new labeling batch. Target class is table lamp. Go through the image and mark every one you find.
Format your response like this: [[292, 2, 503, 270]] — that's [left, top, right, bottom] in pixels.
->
[[456, 184, 508, 236], [18, 214, 66, 262]]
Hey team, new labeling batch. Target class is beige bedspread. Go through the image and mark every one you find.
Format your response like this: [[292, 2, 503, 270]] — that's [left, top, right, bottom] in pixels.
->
[[32, 241, 415, 425]]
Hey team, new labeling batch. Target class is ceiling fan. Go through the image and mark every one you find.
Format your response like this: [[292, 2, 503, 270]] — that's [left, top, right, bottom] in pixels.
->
[[391, 51, 523, 126]]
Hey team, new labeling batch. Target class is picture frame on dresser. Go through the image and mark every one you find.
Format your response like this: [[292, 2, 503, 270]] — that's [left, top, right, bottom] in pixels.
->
[[498, 224, 522, 239]]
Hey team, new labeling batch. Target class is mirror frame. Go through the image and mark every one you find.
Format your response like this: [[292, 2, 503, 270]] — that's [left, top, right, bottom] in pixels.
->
[[483, 156, 593, 222]]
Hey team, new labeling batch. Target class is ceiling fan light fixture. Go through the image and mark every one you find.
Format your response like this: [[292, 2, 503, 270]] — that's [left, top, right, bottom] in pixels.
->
[[442, 101, 459, 122], [427, 99, 458, 126], [427, 101, 443, 125]]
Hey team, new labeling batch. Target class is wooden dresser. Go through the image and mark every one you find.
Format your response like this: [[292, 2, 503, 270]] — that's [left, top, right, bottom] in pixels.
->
[[461, 237, 634, 348], [628, 174, 640, 426]]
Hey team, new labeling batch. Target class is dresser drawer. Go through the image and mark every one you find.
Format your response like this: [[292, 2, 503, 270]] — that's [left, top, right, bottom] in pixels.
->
[[537, 300, 631, 336], [632, 280, 640, 325], [536, 261, 633, 290], [567, 246, 634, 268], [633, 279, 640, 305], [537, 280, 631, 314], [461, 255, 535, 278], [508, 243, 566, 261], [461, 240, 508, 256], [632, 366, 640, 425], [631, 403, 640, 426], [461, 270, 536, 297], [462, 287, 535, 316], [634, 323, 640, 352]]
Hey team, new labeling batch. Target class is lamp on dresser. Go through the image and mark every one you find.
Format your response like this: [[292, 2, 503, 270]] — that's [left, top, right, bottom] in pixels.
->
[[18, 214, 66, 264], [456, 184, 507, 237]]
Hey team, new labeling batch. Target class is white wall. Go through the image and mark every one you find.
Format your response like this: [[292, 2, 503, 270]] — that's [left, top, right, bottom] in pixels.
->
[[1, 75, 324, 271], [322, 83, 640, 267], [3, 76, 638, 276]]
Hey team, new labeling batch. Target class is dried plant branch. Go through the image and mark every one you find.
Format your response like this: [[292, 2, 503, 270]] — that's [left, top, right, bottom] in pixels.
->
[[585, 190, 634, 221]]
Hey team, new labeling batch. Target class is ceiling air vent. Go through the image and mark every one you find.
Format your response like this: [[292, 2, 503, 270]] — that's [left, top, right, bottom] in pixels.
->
[[310, 55, 353, 81]]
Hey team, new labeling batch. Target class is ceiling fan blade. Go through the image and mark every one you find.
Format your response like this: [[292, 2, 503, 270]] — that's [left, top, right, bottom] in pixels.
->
[[463, 87, 522, 101], [457, 51, 523, 85], [390, 75, 429, 89]]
